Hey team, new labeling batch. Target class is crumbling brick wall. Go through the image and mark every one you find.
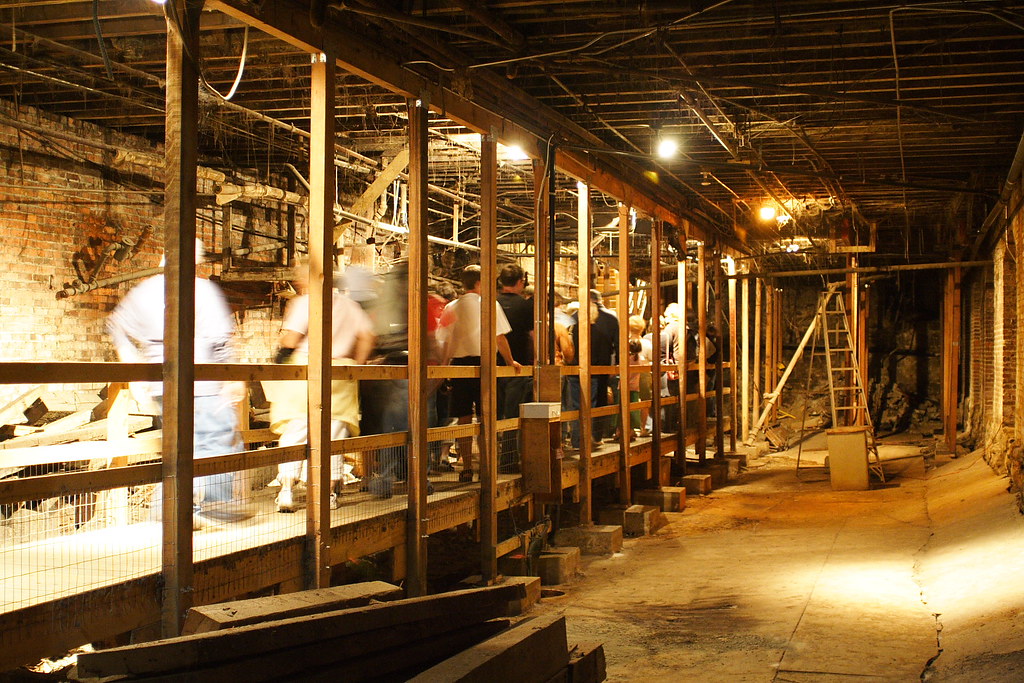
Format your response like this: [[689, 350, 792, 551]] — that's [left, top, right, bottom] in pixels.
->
[[0, 100, 282, 410]]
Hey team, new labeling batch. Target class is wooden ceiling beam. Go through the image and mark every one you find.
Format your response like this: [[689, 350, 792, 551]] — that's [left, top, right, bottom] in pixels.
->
[[208, 0, 718, 242]]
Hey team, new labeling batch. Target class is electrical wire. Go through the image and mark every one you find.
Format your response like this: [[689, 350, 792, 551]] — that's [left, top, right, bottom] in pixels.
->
[[162, 2, 249, 103], [91, 0, 115, 81]]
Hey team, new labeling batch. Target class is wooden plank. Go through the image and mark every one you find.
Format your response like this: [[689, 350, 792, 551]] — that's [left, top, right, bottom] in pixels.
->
[[617, 204, 632, 499], [307, 51, 336, 590], [161, 0, 200, 637], [480, 131, 499, 582], [0, 386, 43, 425], [409, 614, 569, 683], [406, 96, 429, 596], [0, 415, 152, 450], [0, 462, 161, 506], [77, 585, 527, 678], [763, 280, 773, 427], [334, 148, 409, 239], [181, 581, 403, 634]]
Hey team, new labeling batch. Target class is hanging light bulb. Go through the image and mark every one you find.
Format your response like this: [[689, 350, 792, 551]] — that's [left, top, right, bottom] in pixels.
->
[[656, 137, 678, 159], [758, 205, 777, 221]]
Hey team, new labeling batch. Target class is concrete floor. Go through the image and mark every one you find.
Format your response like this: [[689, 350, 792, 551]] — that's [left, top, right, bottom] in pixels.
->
[[535, 434, 1024, 681]]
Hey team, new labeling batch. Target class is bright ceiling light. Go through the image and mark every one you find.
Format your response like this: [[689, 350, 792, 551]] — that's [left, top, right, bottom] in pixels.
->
[[502, 145, 529, 161], [150, 0, 167, 4], [758, 205, 777, 221], [656, 138, 678, 159]]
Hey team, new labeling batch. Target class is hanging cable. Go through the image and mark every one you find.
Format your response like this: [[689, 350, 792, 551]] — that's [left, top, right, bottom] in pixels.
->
[[162, 2, 249, 102], [91, 0, 115, 81]]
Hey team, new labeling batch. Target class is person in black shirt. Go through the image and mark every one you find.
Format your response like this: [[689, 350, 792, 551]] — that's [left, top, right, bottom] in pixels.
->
[[566, 289, 619, 447], [496, 263, 534, 471]]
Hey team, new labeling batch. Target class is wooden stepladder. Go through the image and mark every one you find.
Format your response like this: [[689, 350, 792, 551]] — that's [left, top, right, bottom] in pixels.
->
[[747, 283, 883, 482], [819, 288, 883, 482]]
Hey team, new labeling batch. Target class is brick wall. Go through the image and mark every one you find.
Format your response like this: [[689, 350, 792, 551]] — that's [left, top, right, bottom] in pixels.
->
[[0, 100, 282, 410]]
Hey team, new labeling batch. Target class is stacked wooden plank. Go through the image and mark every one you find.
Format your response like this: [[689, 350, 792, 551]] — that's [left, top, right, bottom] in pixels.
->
[[73, 582, 605, 682]]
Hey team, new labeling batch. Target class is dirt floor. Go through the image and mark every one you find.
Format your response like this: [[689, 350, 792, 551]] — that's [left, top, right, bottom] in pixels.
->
[[533, 432, 1024, 682]]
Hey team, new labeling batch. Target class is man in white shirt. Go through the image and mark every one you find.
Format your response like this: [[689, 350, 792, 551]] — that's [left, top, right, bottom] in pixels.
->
[[435, 265, 521, 481], [106, 239, 248, 529], [269, 264, 375, 512]]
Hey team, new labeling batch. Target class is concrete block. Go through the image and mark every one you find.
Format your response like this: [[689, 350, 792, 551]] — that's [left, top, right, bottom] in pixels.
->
[[725, 456, 742, 480], [680, 474, 712, 496], [498, 553, 531, 577], [596, 504, 630, 527], [502, 575, 543, 615], [623, 505, 664, 536], [568, 642, 607, 683], [536, 546, 581, 585], [553, 524, 623, 555], [633, 486, 686, 512]]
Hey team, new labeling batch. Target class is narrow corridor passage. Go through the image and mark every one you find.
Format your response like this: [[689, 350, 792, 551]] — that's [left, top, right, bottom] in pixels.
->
[[536, 440, 1024, 681]]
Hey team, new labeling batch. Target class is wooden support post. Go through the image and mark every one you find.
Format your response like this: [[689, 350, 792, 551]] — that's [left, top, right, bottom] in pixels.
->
[[306, 50, 335, 590], [616, 204, 631, 502], [763, 283, 773, 426], [676, 258, 687, 461], [753, 279, 763, 434], [859, 283, 870, 421], [846, 256, 858, 425], [577, 181, 593, 525], [405, 96, 430, 596], [943, 268, 962, 453], [480, 131, 499, 581], [770, 286, 778, 423], [740, 266, 749, 444], [650, 222, 663, 461], [713, 248, 726, 458], [533, 156, 550, 374], [696, 243, 708, 462], [220, 204, 233, 272], [727, 256, 738, 453], [161, 0, 199, 638]]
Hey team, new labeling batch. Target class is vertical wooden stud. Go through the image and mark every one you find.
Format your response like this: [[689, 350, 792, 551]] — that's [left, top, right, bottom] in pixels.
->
[[480, 131, 499, 581], [577, 181, 593, 524], [161, 0, 199, 638], [306, 49, 335, 590], [406, 96, 430, 596], [617, 204, 631, 502], [943, 268, 962, 453], [753, 278, 763, 433], [740, 269, 750, 444], [650, 222, 663, 461], [713, 248, 725, 458], [696, 243, 708, 462], [533, 156, 550, 376]]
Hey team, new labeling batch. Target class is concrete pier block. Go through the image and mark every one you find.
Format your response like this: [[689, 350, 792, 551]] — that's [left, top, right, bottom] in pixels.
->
[[681, 474, 712, 496], [596, 504, 630, 527], [633, 486, 686, 512], [553, 525, 623, 555], [623, 504, 665, 536], [536, 546, 581, 585], [502, 575, 543, 615]]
